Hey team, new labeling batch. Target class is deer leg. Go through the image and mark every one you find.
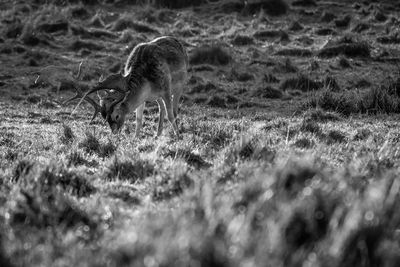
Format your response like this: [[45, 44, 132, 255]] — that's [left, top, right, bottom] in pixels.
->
[[156, 99, 165, 137], [172, 93, 181, 119], [162, 93, 179, 138], [135, 103, 145, 138], [172, 93, 182, 131]]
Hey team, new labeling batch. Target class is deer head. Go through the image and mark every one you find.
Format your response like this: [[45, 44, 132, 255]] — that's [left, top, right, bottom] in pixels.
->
[[67, 66, 131, 132]]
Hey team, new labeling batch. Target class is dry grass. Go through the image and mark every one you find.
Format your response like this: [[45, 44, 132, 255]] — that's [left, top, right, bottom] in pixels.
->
[[1, 0, 400, 266]]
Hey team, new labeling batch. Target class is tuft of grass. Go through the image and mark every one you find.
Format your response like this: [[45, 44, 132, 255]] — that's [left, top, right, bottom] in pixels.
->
[[275, 160, 317, 198], [288, 21, 304, 31], [280, 74, 322, 92], [110, 16, 158, 33], [231, 35, 255, 46], [251, 86, 283, 99], [299, 120, 321, 135], [230, 67, 254, 82], [105, 156, 154, 182], [79, 132, 100, 154], [334, 14, 351, 28], [37, 165, 96, 197], [275, 48, 312, 57], [69, 39, 103, 51], [98, 140, 117, 158], [12, 159, 34, 182], [4, 149, 18, 161], [78, 133, 116, 157], [306, 89, 360, 116], [189, 45, 231, 66], [66, 151, 96, 167], [152, 164, 193, 201], [308, 84, 400, 116], [224, 136, 275, 163], [321, 11, 337, 22], [338, 56, 351, 68], [293, 136, 315, 148], [206, 95, 227, 108], [162, 148, 211, 169], [152, 0, 206, 8], [107, 188, 141, 205], [26, 94, 42, 104], [292, 0, 317, 7], [8, 165, 97, 230], [60, 124, 75, 145], [353, 128, 372, 141], [9, 189, 97, 230], [303, 108, 341, 123], [318, 41, 370, 58], [325, 129, 347, 144], [244, 0, 288, 16]]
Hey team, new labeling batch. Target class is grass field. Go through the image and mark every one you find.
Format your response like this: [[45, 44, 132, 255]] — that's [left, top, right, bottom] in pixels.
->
[[1, 0, 400, 266]]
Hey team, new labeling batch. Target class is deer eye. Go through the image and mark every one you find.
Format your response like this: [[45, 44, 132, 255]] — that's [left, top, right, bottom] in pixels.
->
[[115, 115, 120, 120]]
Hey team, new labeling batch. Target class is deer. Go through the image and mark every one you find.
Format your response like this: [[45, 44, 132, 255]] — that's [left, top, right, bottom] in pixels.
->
[[65, 36, 188, 138]]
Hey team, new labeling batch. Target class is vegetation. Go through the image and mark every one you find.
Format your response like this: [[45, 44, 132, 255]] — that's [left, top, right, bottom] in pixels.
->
[[1, 0, 400, 266]]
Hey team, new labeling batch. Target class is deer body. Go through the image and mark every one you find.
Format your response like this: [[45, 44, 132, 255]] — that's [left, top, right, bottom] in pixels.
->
[[67, 36, 188, 137]]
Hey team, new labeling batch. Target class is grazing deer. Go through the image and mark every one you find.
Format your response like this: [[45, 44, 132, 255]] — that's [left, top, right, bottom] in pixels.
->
[[67, 36, 188, 138]]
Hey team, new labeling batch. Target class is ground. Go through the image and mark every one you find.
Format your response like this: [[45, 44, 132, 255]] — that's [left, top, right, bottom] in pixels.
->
[[1, 0, 400, 266]]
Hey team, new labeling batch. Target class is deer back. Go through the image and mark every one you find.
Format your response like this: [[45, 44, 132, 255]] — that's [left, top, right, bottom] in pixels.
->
[[124, 36, 188, 77]]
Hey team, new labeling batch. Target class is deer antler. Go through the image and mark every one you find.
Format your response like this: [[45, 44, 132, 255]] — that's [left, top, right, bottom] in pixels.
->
[[74, 61, 83, 80], [64, 62, 102, 122], [63, 87, 102, 122]]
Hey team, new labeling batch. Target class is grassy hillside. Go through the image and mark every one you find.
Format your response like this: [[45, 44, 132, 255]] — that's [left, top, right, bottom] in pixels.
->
[[1, 0, 400, 266]]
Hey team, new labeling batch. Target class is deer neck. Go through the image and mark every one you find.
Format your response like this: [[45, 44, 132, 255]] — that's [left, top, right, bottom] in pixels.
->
[[124, 78, 151, 113]]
